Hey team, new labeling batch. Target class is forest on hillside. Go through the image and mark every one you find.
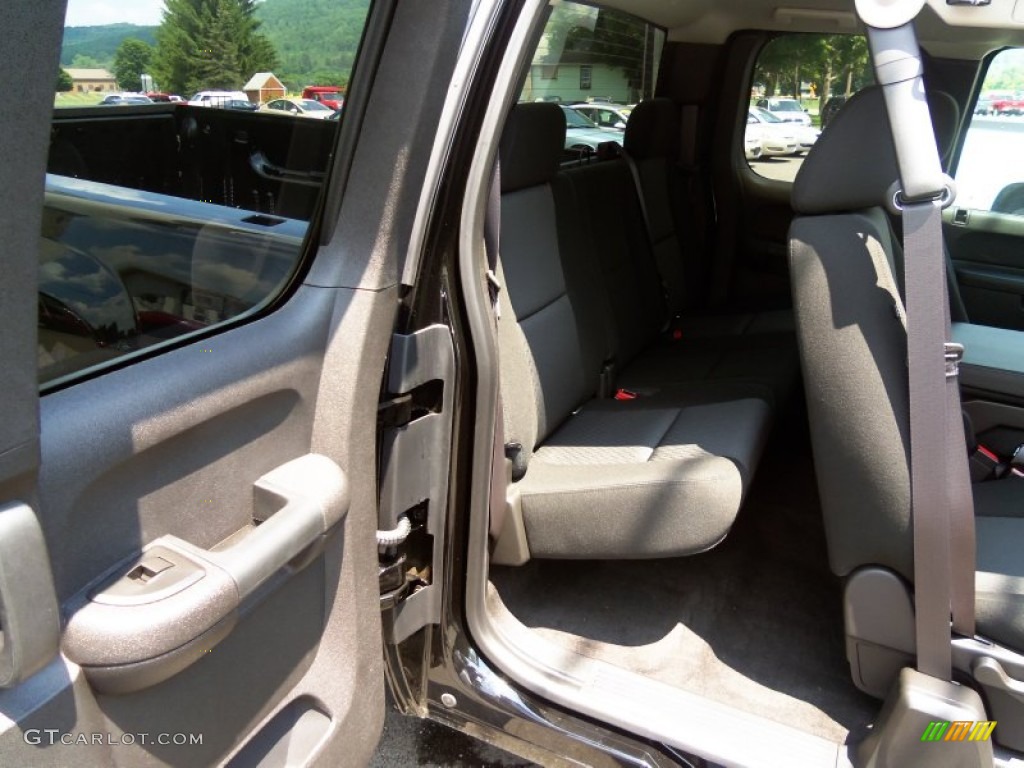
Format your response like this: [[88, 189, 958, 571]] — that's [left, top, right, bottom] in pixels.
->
[[60, 0, 371, 90], [61, 24, 157, 68]]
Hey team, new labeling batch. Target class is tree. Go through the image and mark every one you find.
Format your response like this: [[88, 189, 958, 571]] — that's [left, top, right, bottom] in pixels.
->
[[113, 39, 154, 92], [71, 53, 104, 69], [56, 68, 74, 92], [153, 0, 278, 95]]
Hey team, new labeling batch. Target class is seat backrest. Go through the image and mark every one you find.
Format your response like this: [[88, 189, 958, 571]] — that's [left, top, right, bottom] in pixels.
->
[[623, 97, 690, 317], [497, 103, 603, 454], [789, 86, 916, 580], [563, 158, 665, 366]]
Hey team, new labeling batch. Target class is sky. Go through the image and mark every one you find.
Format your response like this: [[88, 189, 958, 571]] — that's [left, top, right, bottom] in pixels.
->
[[64, 0, 166, 27]]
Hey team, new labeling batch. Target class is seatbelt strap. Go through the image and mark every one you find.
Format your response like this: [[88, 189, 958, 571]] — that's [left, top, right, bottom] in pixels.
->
[[484, 161, 508, 539], [863, 19, 976, 681], [622, 148, 673, 326]]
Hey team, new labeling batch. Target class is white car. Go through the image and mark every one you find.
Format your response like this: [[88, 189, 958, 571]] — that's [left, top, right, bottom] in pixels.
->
[[747, 108, 798, 156], [188, 90, 250, 108], [755, 97, 812, 126], [752, 106, 819, 154], [744, 115, 763, 160], [259, 98, 336, 120], [570, 103, 632, 131]]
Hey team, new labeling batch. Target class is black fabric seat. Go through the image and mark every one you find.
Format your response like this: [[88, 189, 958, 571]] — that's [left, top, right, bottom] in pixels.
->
[[493, 103, 773, 560], [788, 85, 1024, 654], [557, 101, 800, 407]]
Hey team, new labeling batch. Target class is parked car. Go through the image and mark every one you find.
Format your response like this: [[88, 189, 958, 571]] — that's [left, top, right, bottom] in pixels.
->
[[187, 90, 250, 107], [222, 99, 259, 112], [98, 93, 153, 106], [146, 92, 184, 103], [755, 96, 813, 126], [301, 85, 345, 110], [991, 93, 1024, 115], [260, 98, 336, 119], [744, 114, 764, 160], [747, 107, 798, 155], [560, 104, 623, 151], [569, 102, 632, 130], [752, 106, 819, 153]]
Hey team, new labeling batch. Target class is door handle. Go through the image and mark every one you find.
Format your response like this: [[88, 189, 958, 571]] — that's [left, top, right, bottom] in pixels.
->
[[0, 502, 60, 687], [63, 454, 348, 694], [249, 150, 325, 187]]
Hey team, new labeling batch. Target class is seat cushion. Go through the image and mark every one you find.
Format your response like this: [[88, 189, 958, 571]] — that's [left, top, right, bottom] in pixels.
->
[[617, 342, 799, 409], [974, 478, 1024, 651], [518, 397, 771, 559]]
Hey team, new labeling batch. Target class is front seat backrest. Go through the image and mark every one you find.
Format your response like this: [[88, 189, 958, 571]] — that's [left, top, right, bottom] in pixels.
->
[[789, 86, 916, 581]]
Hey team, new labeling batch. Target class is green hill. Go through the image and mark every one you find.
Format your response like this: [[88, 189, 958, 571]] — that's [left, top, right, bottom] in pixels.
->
[[60, 0, 371, 87], [257, 0, 371, 88], [61, 24, 157, 67]]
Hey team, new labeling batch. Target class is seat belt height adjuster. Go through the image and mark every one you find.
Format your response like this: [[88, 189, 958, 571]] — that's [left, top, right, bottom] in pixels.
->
[[945, 342, 964, 378]]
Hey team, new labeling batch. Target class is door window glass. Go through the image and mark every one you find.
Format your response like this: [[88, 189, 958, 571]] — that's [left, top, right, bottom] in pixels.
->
[[955, 49, 1024, 214], [43, 0, 372, 387]]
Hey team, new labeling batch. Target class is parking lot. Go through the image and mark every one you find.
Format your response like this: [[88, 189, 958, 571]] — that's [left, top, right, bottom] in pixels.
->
[[750, 154, 804, 182]]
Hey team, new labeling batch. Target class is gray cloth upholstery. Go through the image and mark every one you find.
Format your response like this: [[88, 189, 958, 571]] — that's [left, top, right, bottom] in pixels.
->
[[499, 103, 565, 193], [493, 99, 780, 559], [790, 210, 915, 580], [975, 487, 1024, 650], [521, 397, 770, 559], [792, 87, 899, 215], [790, 98, 1024, 657], [793, 85, 961, 214]]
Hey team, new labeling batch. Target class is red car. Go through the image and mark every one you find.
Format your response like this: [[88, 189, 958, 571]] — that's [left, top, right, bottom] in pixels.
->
[[300, 85, 344, 110]]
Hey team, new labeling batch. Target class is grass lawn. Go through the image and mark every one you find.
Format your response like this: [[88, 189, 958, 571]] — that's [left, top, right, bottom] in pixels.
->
[[54, 91, 109, 108]]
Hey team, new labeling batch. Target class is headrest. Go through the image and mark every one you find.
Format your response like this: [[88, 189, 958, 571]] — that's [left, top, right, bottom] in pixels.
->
[[624, 98, 680, 161], [793, 85, 961, 215], [792, 86, 898, 215], [499, 103, 565, 193]]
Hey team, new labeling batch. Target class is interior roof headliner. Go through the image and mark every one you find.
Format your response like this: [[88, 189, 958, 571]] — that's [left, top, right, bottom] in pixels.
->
[[594, 0, 1024, 59]]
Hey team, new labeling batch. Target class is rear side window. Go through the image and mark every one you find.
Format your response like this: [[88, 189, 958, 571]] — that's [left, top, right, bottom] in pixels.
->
[[43, 1, 372, 388], [745, 34, 872, 181], [519, 1, 664, 161], [954, 48, 1024, 213]]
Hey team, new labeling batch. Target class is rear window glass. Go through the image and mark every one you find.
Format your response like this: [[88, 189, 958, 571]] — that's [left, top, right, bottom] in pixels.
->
[[746, 34, 873, 181], [519, 1, 664, 161]]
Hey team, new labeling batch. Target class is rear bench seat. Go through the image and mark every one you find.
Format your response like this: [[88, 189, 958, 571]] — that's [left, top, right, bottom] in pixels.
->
[[559, 107, 799, 407], [492, 103, 774, 563], [619, 98, 797, 341]]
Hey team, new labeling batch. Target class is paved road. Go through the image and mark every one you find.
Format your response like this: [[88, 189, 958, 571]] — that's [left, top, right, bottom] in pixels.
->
[[749, 154, 803, 183]]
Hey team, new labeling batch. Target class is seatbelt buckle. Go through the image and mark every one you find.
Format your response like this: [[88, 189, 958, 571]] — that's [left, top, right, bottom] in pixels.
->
[[945, 342, 964, 378], [598, 360, 616, 399], [614, 388, 638, 401], [969, 444, 1004, 483]]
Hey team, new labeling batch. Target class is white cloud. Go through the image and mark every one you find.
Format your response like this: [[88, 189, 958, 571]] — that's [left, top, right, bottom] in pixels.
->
[[64, 0, 166, 27]]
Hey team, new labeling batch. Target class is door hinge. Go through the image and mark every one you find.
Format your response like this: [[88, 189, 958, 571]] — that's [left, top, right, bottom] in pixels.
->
[[376, 325, 454, 643]]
